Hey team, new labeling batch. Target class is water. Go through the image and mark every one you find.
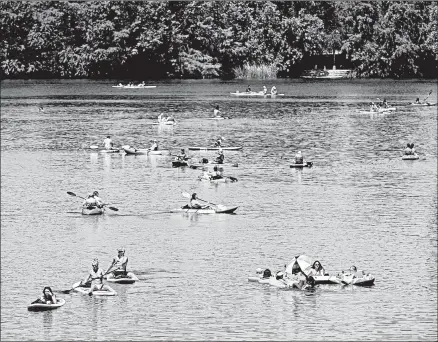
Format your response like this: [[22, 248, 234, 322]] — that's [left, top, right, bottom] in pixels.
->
[[1, 79, 437, 341]]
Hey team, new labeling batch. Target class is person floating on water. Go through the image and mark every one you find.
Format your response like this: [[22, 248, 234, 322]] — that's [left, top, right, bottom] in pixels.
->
[[105, 248, 129, 278], [150, 140, 158, 151], [271, 86, 277, 95], [38, 106, 44, 112], [103, 136, 113, 149], [83, 191, 104, 210], [246, 85, 251, 93], [294, 151, 304, 164], [213, 105, 221, 118], [263, 86, 267, 95], [309, 261, 326, 276], [31, 287, 57, 304]]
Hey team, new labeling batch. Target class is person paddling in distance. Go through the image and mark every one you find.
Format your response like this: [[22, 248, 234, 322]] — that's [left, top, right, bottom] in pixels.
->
[[214, 137, 223, 147], [414, 97, 421, 104], [262, 86, 268, 95], [271, 86, 277, 95], [370, 102, 379, 112], [294, 151, 304, 164], [189, 193, 209, 209], [215, 148, 225, 164], [150, 139, 158, 151], [105, 248, 129, 278], [381, 98, 389, 108], [103, 136, 114, 149], [246, 85, 251, 93], [213, 105, 221, 118], [32, 287, 57, 304], [210, 166, 223, 180], [176, 148, 188, 161], [82, 191, 104, 209], [82, 259, 113, 295]]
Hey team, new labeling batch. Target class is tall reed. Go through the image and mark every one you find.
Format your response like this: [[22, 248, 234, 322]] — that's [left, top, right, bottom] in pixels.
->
[[233, 63, 278, 79]]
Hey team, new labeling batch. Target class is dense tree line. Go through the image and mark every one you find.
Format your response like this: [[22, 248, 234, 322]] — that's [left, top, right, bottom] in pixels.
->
[[1, 1, 436, 79]]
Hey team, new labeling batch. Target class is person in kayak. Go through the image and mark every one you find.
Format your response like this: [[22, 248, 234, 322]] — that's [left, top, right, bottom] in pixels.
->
[[294, 151, 304, 164], [150, 140, 158, 151], [105, 248, 129, 278], [189, 193, 208, 209], [214, 137, 223, 147], [31, 287, 57, 304], [309, 260, 326, 276], [246, 85, 251, 93], [414, 97, 421, 104], [262, 86, 267, 95], [271, 86, 277, 95], [215, 149, 225, 164], [213, 105, 221, 117], [103, 136, 113, 149], [83, 191, 104, 209], [82, 259, 113, 295], [176, 149, 188, 161]]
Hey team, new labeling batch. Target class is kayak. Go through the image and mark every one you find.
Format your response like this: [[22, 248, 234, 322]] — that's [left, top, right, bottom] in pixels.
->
[[148, 150, 170, 155], [189, 162, 238, 169], [123, 147, 148, 155], [198, 176, 237, 183], [81, 207, 104, 215], [188, 146, 242, 151], [402, 154, 419, 160], [28, 298, 66, 312], [112, 85, 156, 89], [206, 117, 229, 120], [172, 160, 189, 168], [72, 282, 117, 296], [339, 275, 375, 286], [358, 107, 396, 114], [106, 272, 139, 284], [409, 102, 437, 106], [230, 92, 284, 97], [173, 205, 238, 214], [94, 148, 119, 153], [290, 162, 313, 168]]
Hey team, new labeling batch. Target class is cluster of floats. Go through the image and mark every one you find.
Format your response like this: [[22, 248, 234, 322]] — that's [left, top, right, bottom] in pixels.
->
[[248, 255, 375, 291]]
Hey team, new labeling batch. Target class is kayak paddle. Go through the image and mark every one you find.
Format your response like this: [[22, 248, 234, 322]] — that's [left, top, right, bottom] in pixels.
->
[[181, 191, 219, 206], [66, 191, 119, 211], [423, 90, 433, 103], [60, 270, 113, 294]]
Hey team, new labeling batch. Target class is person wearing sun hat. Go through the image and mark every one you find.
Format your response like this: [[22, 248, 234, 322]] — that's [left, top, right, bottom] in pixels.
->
[[105, 248, 129, 279]]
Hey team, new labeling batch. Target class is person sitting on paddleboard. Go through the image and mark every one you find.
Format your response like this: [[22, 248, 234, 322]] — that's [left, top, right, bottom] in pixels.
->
[[105, 248, 129, 278], [82, 259, 112, 295], [404, 143, 413, 155], [246, 85, 251, 93], [150, 140, 158, 151], [176, 149, 187, 161], [189, 193, 207, 209], [294, 151, 304, 164], [213, 105, 221, 117], [214, 137, 222, 147], [32, 286, 57, 304], [215, 149, 225, 164], [271, 86, 277, 95], [210, 166, 223, 180], [409, 143, 416, 155], [103, 136, 113, 149], [415, 97, 420, 104], [263, 86, 267, 95], [309, 260, 326, 276]]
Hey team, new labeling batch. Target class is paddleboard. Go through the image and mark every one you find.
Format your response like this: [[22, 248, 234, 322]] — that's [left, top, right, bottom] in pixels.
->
[[28, 298, 66, 311], [409, 102, 437, 106], [230, 92, 284, 97], [106, 272, 139, 284], [72, 282, 117, 296], [188, 146, 242, 151], [206, 117, 229, 120], [402, 154, 419, 160]]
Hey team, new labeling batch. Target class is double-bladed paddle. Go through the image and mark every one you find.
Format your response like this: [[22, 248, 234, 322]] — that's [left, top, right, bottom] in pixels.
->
[[60, 269, 113, 294], [423, 89, 433, 103], [66, 191, 119, 211]]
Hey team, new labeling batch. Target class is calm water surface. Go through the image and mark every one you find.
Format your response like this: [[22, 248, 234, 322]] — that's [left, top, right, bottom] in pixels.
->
[[1, 79, 437, 341]]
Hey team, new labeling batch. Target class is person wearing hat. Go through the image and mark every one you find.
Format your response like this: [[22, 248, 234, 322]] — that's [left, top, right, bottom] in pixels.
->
[[176, 148, 188, 161], [215, 148, 225, 164], [150, 139, 159, 151], [105, 248, 129, 279], [294, 151, 304, 164], [82, 259, 113, 295], [103, 135, 113, 149]]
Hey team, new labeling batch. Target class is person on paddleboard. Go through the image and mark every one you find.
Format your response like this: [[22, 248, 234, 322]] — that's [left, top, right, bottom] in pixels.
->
[[103, 136, 113, 149], [404, 143, 414, 155], [246, 85, 251, 93], [32, 287, 57, 304], [263, 86, 267, 95], [83, 259, 112, 295], [415, 97, 420, 104], [150, 140, 158, 151], [189, 193, 208, 209], [176, 149, 188, 161], [105, 248, 129, 278], [215, 149, 225, 164], [213, 105, 221, 117], [210, 166, 223, 179], [271, 86, 277, 95], [294, 151, 304, 164], [370, 102, 379, 112]]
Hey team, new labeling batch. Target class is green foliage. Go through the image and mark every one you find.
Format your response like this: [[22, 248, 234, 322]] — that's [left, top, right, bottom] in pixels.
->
[[0, 1, 436, 79]]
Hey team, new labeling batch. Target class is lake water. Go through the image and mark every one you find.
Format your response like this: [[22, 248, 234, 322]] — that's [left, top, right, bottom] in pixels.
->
[[1, 79, 437, 341]]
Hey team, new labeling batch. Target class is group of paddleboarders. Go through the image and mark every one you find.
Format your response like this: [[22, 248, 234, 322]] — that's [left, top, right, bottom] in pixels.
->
[[83, 191, 104, 210], [369, 98, 390, 111], [158, 113, 175, 123]]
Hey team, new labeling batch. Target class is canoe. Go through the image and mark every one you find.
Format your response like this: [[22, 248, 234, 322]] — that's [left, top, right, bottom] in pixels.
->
[[72, 282, 117, 296], [402, 154, 419, 160], [173, 205, 238, 214], [409, 102, 437, 106], [112, 85, 156, 89], [81, 207, 104, 215], [206, 117, 229, 120], [28, 298, 66, 311], [172, 160, 189, 168], [230, 92, 284, 97], [106, 272, 139, 284], [290, 162, 313, 168], [188, 146, 242, 151]]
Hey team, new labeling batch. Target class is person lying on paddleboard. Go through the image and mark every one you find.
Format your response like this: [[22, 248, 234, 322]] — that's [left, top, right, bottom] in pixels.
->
[[105, 248, 129, 278], [189, 193, 209, 209], [176, 149, 188, 161], [213, 105, 221, 117], [150, 140, 158, 151], [215, 149, 225, 164], [82, 259, 113, 295], [82, 191, 104, 209], [271, 86, 277, 95], [309, 260, 326, 277], [294, 151, 304, 164], [103, 136, 113, 149], [32, 286, 57, 304]]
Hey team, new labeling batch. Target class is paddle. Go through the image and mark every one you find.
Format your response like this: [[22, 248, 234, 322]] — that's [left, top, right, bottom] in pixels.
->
[[181, 191, 216, 207], [66, 191, 119, 211], [423, 90, 433, 103], [60, 270, 113, 294]]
